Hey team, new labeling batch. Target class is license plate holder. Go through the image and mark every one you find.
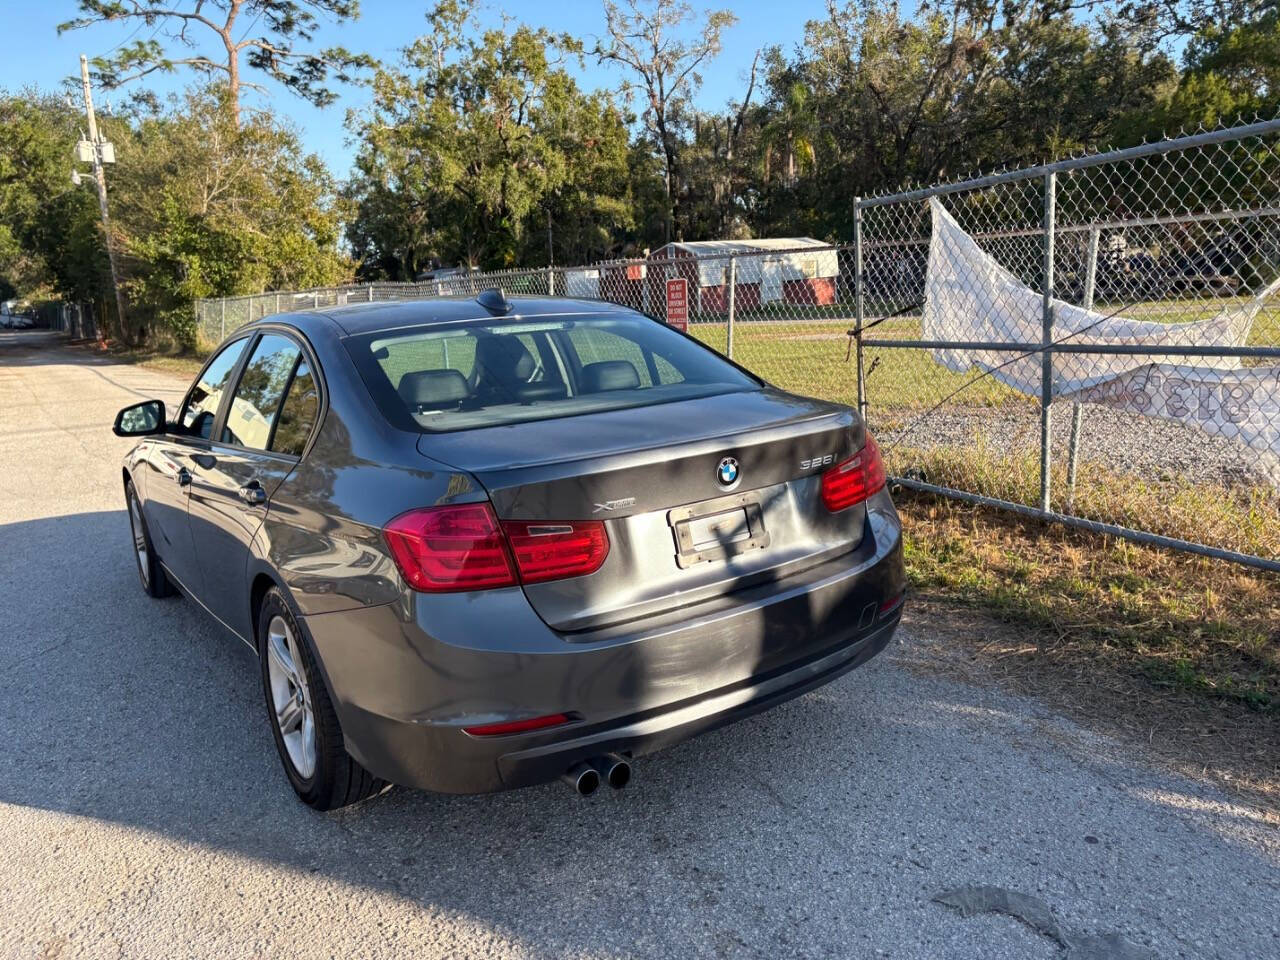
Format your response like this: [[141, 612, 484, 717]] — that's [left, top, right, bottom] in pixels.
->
[[669, 492, 770, 568]]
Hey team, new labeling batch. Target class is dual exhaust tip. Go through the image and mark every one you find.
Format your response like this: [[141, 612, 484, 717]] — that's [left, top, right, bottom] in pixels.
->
[[562, 753, 631, 795]]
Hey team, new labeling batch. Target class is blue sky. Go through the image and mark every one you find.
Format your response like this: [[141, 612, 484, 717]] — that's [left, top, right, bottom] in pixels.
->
[[3, 1, 829, 175]]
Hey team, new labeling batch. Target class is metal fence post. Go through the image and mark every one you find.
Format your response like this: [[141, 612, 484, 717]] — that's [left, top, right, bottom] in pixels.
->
[[853, 196, 867, 421], [368, 285, 374, 303], [1066, 225, 1099, 506], [726, 256, 737, 359], [1040, 172, 1056, 513]]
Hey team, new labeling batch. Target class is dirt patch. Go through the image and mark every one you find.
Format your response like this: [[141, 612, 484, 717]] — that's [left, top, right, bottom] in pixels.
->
[[895, 490, 1280, 815], [899, 592, 1280, 817]]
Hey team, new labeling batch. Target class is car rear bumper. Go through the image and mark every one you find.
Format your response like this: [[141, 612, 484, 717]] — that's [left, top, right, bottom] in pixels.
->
[[301, 493, 905, 794], [492, 614, 899, 790]]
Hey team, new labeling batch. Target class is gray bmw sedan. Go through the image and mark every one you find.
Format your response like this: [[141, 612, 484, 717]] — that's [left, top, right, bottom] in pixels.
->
[[113, 293, 905, 809]]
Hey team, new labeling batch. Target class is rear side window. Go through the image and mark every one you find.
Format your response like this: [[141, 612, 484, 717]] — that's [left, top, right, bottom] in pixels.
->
[[346, 312, 759, 433], [271, 360, 319, 457], [221, 334, 301, 451]]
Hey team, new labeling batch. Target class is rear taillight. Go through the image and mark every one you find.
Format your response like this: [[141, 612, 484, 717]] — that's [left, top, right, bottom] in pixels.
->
[[384, 504, 516, 592], [821, 432, 887, 512], [383, 504, 609, 592], [501, 520, 609, 584]]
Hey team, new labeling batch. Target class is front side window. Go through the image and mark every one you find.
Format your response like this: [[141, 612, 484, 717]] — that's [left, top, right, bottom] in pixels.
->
[[221, 335, 302, 451], [180, 338, 248, 439], [346, 313, 759, 433]]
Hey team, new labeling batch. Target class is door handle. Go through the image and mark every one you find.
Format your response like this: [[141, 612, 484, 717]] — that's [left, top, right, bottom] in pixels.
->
[[176, 467, 192, 487], [238, 481, 267, 506]]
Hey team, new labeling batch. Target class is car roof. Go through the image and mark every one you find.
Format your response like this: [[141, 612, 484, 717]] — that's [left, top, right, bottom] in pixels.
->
[[263, 295, 637, 338]]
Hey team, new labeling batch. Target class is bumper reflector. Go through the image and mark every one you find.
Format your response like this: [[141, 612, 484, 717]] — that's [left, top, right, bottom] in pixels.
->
[[878, 590, 905, 618], [462, 713, 573, 737]]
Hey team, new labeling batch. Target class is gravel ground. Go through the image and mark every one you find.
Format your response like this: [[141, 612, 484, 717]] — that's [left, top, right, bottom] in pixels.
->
[[881, 401, 1280, 491], [1, 329, 1277, 960]]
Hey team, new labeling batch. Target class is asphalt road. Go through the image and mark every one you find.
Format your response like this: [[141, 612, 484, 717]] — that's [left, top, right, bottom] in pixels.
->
[[1, 329, 1276, 960]]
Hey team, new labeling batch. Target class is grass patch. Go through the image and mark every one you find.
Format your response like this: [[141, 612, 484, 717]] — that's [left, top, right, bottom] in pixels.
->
[[687, 319, 1021, 409], [105, 341, 207, 380], [903, 499, 1279, 713], [886, 442, 1280, 560]]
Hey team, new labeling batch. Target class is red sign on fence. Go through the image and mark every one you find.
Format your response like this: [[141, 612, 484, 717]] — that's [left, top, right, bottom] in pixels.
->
[[665, 277, 689, 331]]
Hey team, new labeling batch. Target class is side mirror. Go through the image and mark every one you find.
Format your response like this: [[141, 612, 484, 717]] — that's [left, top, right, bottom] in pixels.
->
[[113, 400, 166, 437]]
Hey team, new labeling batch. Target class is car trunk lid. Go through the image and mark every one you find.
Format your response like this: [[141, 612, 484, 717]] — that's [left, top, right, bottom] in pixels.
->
[[418, 388, 868, 631]]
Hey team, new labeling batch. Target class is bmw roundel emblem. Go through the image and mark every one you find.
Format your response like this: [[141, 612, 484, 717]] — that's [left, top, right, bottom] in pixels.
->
[[717, 456, 739, 487]]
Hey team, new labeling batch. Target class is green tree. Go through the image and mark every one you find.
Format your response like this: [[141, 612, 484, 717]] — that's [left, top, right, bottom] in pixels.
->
[[346, 0, 637, 274], [0, 90, 113, 302], [1154, 11, 1280, 129], [58, 0, 375, 125], [110, 88, 351, 344], [761, 80, 816, 187], [671, 50, 762, 241], [540, 85, 643, 264], [596, 0, 737, 242], [743, 0, 1174, 239]]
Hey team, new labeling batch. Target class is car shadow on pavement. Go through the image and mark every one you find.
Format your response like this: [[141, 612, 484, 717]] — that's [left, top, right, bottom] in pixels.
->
[[2, 509, 1275, 959]]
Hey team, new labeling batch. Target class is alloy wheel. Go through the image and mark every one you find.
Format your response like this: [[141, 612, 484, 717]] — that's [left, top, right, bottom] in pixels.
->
[[266, 615, 317, 779], [128, 495, 149, 587]]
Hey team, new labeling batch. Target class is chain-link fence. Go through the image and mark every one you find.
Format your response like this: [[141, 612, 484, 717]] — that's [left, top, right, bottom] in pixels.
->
[[33, 301, 100, 340], [192, 119, 1280, 572], [192, 266, 569, 345], [858, 119, 1280, 573]]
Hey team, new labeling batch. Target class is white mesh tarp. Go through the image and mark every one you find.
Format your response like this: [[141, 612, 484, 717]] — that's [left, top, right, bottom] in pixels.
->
[[922, 197, 1272, 394], [1069, 363, 1280, 483], [922, 196, 1280, 477]]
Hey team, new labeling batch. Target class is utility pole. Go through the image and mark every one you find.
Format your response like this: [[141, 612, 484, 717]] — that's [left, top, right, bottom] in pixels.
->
[[546, 208, 555, 296], [78, 54, 127, 345]]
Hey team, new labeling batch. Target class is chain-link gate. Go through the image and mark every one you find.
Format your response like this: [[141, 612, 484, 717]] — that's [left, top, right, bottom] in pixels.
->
[[856, 119, 1280, 573], [191, 120, 1280, 571]]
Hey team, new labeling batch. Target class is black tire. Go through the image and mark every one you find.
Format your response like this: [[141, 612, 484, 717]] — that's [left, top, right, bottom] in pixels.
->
[[256, 587, 387, 810], [125, 479, 175, 599]]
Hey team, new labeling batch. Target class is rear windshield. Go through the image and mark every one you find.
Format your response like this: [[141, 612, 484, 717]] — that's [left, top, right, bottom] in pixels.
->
[[345, 313, 761, 432]]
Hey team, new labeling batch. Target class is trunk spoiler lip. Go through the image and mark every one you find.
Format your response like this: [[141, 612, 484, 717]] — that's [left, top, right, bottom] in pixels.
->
[[416, 390, 857, 474]]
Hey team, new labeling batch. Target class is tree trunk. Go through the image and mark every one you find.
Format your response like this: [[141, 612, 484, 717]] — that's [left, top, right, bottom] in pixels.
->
[[224, 1, 243, 127], [655, 108, 677, 243], [662, 149, 675, 243], [227, 53, 241, 127]]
